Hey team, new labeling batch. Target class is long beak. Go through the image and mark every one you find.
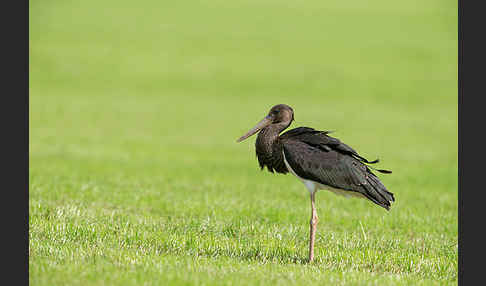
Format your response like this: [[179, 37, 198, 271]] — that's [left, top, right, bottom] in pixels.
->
[[236, 116, 272, 143]]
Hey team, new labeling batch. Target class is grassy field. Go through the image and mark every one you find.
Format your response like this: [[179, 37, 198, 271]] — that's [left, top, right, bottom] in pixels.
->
[[29, 0, 457, 285]]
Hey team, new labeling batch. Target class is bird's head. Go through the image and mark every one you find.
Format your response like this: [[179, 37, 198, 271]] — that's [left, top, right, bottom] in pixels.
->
[[236, 104, 294, 143]]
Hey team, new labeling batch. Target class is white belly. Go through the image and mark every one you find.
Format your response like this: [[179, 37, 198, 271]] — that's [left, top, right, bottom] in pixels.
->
[[282, 151, 365, 199]]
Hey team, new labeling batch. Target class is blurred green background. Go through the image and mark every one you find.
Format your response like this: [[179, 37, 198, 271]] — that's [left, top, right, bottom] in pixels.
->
[[30, 0, 457, 285]]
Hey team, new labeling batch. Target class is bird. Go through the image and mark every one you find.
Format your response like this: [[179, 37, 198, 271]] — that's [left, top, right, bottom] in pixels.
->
[[236, 104, 394, 263]]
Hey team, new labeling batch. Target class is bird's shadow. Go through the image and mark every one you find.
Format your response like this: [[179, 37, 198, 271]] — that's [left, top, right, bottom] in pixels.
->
[[154, 240, 311, 265]]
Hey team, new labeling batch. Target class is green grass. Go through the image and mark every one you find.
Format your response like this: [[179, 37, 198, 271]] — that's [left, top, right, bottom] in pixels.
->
[[29, 0, 457, 285]]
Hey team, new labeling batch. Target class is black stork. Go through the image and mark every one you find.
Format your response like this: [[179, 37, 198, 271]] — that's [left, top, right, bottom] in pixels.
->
[[236, 104, 394, 263]]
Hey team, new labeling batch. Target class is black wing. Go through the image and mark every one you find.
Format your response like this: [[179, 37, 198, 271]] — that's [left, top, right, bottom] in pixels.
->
[[280, 127, 389, 167], [280, 127, 394, 210]]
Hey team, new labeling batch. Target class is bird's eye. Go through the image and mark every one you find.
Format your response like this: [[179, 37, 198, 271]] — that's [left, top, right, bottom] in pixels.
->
[[272, 110, 279, 114]]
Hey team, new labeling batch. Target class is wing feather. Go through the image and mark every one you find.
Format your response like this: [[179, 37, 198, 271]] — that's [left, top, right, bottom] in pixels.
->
[[281, 129, 394, 210]]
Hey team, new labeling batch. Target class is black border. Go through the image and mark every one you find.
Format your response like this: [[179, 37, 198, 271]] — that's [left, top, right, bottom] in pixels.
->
[[2, 0, 29, 284], [458, 0, 485, 284]]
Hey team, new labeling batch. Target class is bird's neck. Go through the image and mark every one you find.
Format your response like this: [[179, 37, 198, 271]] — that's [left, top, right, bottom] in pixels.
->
[[256, 122, 289, 149], [255, 122, 290, 173]]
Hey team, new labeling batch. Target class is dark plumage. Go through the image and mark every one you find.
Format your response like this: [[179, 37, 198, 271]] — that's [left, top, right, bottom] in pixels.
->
[[237, 104, 395, 262], [262, 126, 394, 210]]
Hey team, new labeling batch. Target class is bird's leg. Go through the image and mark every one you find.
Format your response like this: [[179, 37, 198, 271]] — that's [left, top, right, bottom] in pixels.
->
[[308, 191, 318, 263]]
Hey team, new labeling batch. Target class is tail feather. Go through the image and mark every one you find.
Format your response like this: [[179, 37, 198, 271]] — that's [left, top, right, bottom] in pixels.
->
[[361, 174, 395, 210], [352, 155, 393, 174], [369, 166, 392, 174]]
